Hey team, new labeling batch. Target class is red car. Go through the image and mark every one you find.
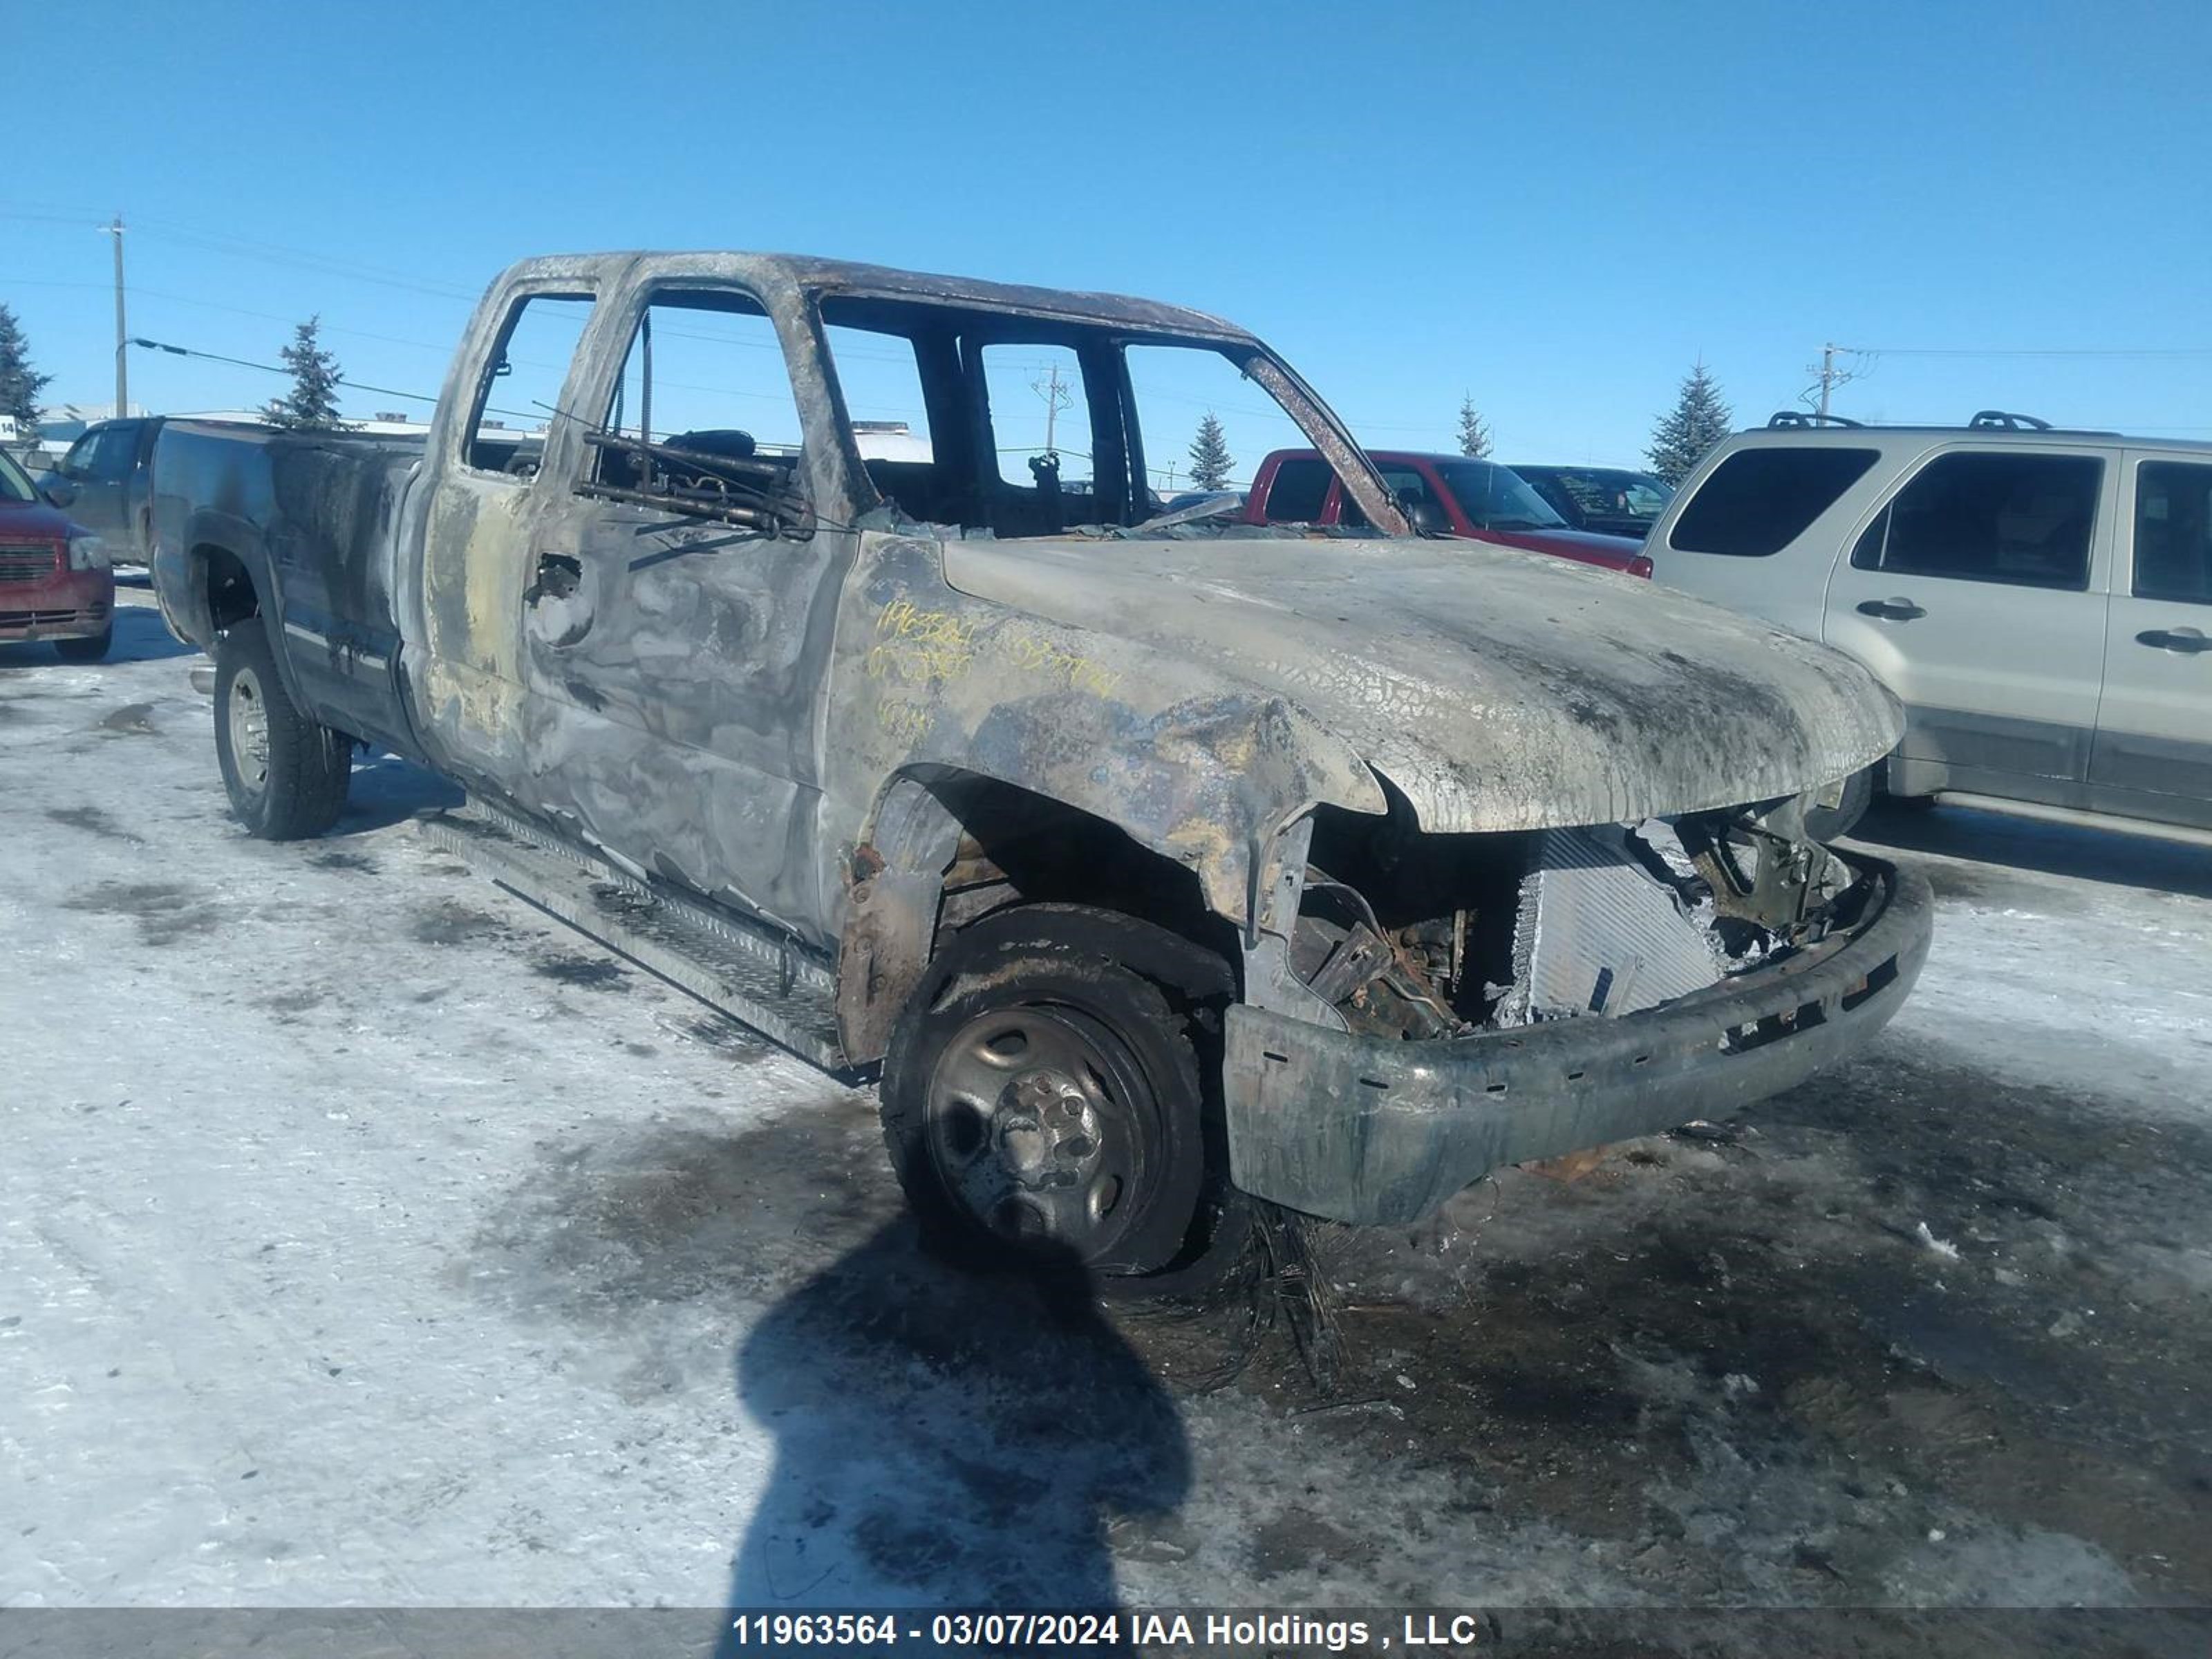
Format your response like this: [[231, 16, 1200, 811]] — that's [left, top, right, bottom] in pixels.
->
[[0, 447, 113, 660], [1246, 448, 1653, 577]]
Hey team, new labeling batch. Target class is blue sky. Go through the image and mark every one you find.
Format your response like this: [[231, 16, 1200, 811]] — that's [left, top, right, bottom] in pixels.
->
[[7, 0, 2208, 474]]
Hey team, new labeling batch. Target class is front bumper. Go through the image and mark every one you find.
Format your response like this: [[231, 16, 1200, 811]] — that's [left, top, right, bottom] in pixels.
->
[[1222, 853, 1933, 1226], [0, 561, 113, 642]]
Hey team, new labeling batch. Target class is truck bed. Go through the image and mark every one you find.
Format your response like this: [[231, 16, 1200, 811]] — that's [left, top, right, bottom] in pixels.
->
[[151, 421, 427, 757]]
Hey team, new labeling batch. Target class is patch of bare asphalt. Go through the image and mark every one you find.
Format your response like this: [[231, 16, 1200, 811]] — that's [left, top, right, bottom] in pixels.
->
[[409, 899, 517, 947], [98, 702, 158, 735], [46, 805, 140, 843], [60, 880, 221, 947], [256, 987, 330, 1025], [458, 1096, 889, 1326], [530, 952, 630, 993]]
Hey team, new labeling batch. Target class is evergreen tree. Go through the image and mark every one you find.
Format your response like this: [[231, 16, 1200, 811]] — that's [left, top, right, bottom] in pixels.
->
[[264, 317, 347, 430], [1456, 393, 1492, 458], [0, 306, 53, 438], [1187, 411, 1233, 490], [1646, 360, 1734, 485]]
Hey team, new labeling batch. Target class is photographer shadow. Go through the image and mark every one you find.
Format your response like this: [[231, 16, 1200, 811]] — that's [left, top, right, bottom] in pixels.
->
[[720, 1221, 1188, 1649]]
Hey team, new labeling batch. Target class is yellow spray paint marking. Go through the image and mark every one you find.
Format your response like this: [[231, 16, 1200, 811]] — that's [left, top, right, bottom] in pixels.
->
[[877, 597, 978, 650], [874, 699, 934, 743], [870, 596, 1121, 697], [871, 597, 977, 685], [866, 639, 973, 686], [998, 630, 1124, 697]]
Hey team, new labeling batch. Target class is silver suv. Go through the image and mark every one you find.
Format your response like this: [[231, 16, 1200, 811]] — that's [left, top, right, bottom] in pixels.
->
[[1645, 411, 2211, 841]]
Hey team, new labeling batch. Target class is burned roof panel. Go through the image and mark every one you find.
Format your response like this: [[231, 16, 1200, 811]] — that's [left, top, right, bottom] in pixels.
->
[[502, 252, 1252, 339]]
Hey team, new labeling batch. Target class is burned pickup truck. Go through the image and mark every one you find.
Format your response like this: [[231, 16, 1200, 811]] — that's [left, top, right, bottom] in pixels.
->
[[151, 252, 1931, 1290]]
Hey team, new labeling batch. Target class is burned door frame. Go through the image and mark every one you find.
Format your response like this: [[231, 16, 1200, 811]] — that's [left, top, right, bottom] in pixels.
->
[[402, 261, 614, 796], [508, 272, 862, 946]]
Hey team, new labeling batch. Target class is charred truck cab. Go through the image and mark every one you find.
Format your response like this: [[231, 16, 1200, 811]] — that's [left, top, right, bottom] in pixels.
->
[[151, 252, 1931, 1291]]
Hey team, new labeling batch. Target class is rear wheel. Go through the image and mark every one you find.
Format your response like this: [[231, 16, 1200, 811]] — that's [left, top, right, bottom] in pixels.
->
[[880, 904, 1248, 1297], [213, 621, 352, 840]]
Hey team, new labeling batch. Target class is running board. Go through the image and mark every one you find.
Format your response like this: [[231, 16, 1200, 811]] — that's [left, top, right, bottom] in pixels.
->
[[417, 803, 848, 1071]]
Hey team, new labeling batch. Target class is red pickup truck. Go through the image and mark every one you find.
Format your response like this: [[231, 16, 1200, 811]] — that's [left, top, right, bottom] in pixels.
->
[[1245, 449, 1653, 577]]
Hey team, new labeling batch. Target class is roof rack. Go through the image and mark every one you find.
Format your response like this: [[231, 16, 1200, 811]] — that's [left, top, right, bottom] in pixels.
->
[[1760, 408, 2125, 437], [1766, 411, 1863, 429]]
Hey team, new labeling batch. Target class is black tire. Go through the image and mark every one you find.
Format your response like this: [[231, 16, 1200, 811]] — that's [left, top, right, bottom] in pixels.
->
[[1806, 763, 1876, 843], [55, 626, 113, 664], [880, 903, 1250, 1298], [212, 619, 352, 841]]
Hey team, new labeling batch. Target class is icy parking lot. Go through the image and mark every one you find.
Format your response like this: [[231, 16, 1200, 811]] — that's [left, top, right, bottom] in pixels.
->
[[4, 592, 2210, 1616]]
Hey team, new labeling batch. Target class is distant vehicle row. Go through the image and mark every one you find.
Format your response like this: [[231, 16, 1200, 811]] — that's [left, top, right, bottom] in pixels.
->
[[1244, 449, 1658, 576]]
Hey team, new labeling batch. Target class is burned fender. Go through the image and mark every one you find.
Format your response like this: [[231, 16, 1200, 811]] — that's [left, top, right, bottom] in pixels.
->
[[830, 534, 1385, 911], [825, 534, 1389, 1059]]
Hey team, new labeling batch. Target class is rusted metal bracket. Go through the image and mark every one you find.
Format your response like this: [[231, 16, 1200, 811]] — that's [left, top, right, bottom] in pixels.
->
[[1683, 805, 1824, 933], [1238, 814, 1349, 1031]]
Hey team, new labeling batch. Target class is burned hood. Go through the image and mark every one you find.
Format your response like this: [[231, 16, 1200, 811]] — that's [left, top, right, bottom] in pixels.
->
[[941, 534, 1902, 834]]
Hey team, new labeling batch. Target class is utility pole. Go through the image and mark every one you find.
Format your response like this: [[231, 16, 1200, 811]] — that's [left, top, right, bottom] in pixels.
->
[[1805, 341, 1860, 421], [104, 215, 127, 418], [1031, 360, 1070, 453]]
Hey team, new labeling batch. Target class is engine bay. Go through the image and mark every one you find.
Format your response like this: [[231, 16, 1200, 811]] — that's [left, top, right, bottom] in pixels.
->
[[1294, 801, 1863, 1042]]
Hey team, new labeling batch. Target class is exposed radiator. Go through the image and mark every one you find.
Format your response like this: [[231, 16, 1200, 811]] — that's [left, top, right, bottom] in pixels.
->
[[1494, 827, 1723, 1025]]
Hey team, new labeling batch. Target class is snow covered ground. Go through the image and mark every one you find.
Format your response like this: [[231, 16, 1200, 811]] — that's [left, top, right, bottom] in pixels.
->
[[4, 591, 2209, 1621]]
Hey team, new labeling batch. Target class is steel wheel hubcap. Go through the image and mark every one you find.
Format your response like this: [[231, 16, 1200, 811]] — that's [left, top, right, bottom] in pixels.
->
[[924, 1004, 1148, 1261], [228, 667, 271, 792]]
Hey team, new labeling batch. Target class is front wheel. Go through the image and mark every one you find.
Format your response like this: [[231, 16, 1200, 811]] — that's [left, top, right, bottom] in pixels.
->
[[213, 621, 353, 840], [879, 904, 1248, 1297], [55, 626, 112, 664], [1806, 763, 1877, 843]]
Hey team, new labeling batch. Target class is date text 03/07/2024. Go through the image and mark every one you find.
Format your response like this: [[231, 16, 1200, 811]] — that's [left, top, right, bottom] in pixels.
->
[[725, 1611, 1490, 1651]]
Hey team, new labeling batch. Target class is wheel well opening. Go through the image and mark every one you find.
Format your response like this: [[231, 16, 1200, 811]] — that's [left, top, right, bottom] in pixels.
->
[[922, 774, 1236, 970], [840, 771, 1242, 1066], [197, 545, 259, 631]]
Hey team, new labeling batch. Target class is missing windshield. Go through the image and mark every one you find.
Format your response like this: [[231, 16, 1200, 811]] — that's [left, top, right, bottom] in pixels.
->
[[815, 294, 1391, 539]]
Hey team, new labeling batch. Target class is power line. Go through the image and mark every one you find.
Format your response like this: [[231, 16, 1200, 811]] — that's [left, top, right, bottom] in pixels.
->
[[3, 205, 485, 305], [120, 337, 539, 422], [131, 218, 484, 303], [130, 289, 453, 353], [1853, 344, 2212, 359]]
